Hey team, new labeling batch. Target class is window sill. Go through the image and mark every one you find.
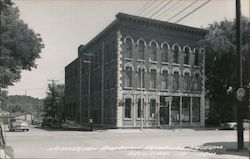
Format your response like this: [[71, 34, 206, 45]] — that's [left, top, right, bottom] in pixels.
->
[[149, 88, 157, 91], [149, 118, 157, 120], [136, 118, 144, 120], [194, 65, 200, 68], [137, 88, 146, 91], [183, 64, 191, 67], [124, 57, 133, 61], [160, 89, 169, 92], [149, 60, 158, 64], [124, 118, 132, 121], [123, 87, 133, 90], [183, 90, 190, 93], [137, 59, 146, 62], [161, 62, 169, 65], [172, 63, 180, 66]]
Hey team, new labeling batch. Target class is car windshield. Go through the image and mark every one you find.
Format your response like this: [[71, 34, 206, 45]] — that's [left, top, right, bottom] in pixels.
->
[[15, 120, 25, 124]]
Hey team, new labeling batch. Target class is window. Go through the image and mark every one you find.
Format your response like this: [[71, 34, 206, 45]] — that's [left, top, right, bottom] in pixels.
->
[[150, 42, 157, 61], [150, 69, 157, 89], [192, 97, 200, 122], [150, 99, 156, 118], [124, 67, 132, 87], [105, 45, 110, 63], [173, 71, 179, 90], [173, 45, 179, 63], [138, 68, 145, 88], [183, 72, 191, 91], [125, 38, 132, 58], [193, 73, 201, 91], [182, 97, 190, 122], [138, 40, 145, 60], [194, 49, 199, 66], [161, 70, 168, 89], [162, 44, 168, 62], [137, 98, 144, 118], [125, 98, 131, 118], [184, 47, 189, 65], [171, 97, 180, 122], [112, 40, 116, 59]]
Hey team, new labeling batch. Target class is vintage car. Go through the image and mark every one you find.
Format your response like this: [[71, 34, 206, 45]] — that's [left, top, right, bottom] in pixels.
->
[[8, 119, 29, 132], [220, 119, 249, 130]]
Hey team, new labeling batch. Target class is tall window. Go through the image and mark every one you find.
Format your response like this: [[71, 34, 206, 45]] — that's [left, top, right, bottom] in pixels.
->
[[171, 97, 180, 122], [150, 99, 156, 118], [173, 45, 179, 63], [184, 47, 189, 65], [125, 38, 132, 58], [173, 71, 179, 90], [183, 72, 191, 91], [138, 40, 145, 60], [125, 98, 131, 118], [137, 98, 144, 118], [138, 68, 145, 88], [161, 70, 168, 89], [150, 69, 157, 89], [105, 44, 110, 63], [194, 49, 199, 66], [182, 97, 190, 122], [162, 44, 168, 62], [112, 40, 116, 59], [192, 97, 200, 122], [124, 66, 132, 87], [150, 42, 157, 61], [193, 73, 201, 91]]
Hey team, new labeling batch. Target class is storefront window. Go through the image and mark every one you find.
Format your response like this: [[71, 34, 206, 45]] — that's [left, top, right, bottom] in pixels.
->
[[150, 99, 156, 118], [137, 98, 144, 118], [182, 97, 190, 122], [125, 98, 131, 118], [192, 97, 200, 122], [171, 96, 180, 122]]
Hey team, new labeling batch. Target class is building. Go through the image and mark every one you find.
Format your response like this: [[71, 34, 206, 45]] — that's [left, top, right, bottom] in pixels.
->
[[65, 13, 207, 128]]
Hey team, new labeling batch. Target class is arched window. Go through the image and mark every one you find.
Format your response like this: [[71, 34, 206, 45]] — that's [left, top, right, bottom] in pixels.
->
[[161, 70, 168, 89], [162, 44, 168, 62], [138, 40, 145, 60], [194, 48, 199, 66], [184, 47, 190, 65], [150, 69, 157, 89], [193, 72, 201, 91], [173, 45, 179, 63], [173, 71, 180, 90], [138, 67, 145, 88], [124, 66, 132, 87], [183, 72, 191, 91], [124, 98, 132, 118], [150, 42, 157, 61], [125, 38, 132, 58]]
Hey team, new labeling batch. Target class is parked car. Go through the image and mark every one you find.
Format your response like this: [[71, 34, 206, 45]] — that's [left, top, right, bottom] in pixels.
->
[[0, 125, 14, 158], [220, 119, 249, 130], [8, 119, 29, 132]]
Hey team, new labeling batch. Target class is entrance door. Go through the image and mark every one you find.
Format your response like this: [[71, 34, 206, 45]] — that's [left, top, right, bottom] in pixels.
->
[[160, 106, 169, 125]]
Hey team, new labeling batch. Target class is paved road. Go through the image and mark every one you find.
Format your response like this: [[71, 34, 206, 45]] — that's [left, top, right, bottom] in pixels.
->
[[3, 127, 250, 159]]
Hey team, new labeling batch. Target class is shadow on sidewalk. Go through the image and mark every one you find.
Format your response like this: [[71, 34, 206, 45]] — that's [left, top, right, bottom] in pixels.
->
[[186, 141, 249, 157]]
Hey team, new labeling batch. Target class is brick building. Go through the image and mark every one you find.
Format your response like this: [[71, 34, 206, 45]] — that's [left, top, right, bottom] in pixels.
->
[[65, 13, 207, 128]]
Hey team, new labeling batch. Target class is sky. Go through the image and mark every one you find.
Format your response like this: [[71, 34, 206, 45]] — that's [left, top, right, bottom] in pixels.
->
[[7, 0, 250, 99]]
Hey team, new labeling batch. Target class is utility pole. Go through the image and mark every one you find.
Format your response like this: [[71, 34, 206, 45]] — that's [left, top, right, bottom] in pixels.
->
[[236, 0, 244, 150]]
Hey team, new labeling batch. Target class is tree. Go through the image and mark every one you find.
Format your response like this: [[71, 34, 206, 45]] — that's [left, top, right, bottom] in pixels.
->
[[0, 0, 44, 87], [43, 82, 64, 119], [200, 17, 250, 124]]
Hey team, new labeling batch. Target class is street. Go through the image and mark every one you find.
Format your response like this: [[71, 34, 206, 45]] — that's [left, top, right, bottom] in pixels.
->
[[3, 127, 249, 159]]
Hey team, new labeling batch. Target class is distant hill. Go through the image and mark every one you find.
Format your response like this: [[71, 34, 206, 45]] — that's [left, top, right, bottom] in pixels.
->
[[4, 95, 43, 116]]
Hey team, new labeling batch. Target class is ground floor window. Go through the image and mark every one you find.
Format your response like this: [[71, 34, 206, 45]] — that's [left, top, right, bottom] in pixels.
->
[[125, 98, 131, 118], [192, 97, 200, 122], [171, 96, 180, 122], [137, 98, 144, 118], [182, 97, 190, 122], [150, 99, 156, 118]]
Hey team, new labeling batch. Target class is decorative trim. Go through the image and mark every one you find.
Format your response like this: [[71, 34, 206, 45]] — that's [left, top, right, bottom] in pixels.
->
[[149, 65, 158, 73], [124, 62, 134, 71], [136, 38, 147, 46], [149, 39, 159, 48], [136, 64, 147, 72], [160, 41, 170, 49], [183, 68, 191, 76], [123, 35, 134, 44], [172, 67, 181, 75], [160, 66, 170, 74]]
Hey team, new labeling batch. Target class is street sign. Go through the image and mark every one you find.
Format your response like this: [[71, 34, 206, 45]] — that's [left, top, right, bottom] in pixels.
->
[[236, 88, 245, 101]]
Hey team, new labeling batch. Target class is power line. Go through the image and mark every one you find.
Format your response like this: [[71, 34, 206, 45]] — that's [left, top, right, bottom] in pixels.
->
[[143, 0, 165, 17], [138, 0, 158, 16], [174, 0, 212, 23], [157, 0, 189, 19], [134, 0, 154, 15], [151, 0, 175, 19], [166, 0, 200, 22]]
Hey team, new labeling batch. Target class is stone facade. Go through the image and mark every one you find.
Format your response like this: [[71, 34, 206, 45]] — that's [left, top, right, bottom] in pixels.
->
[[64, 13, 207, 128]]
